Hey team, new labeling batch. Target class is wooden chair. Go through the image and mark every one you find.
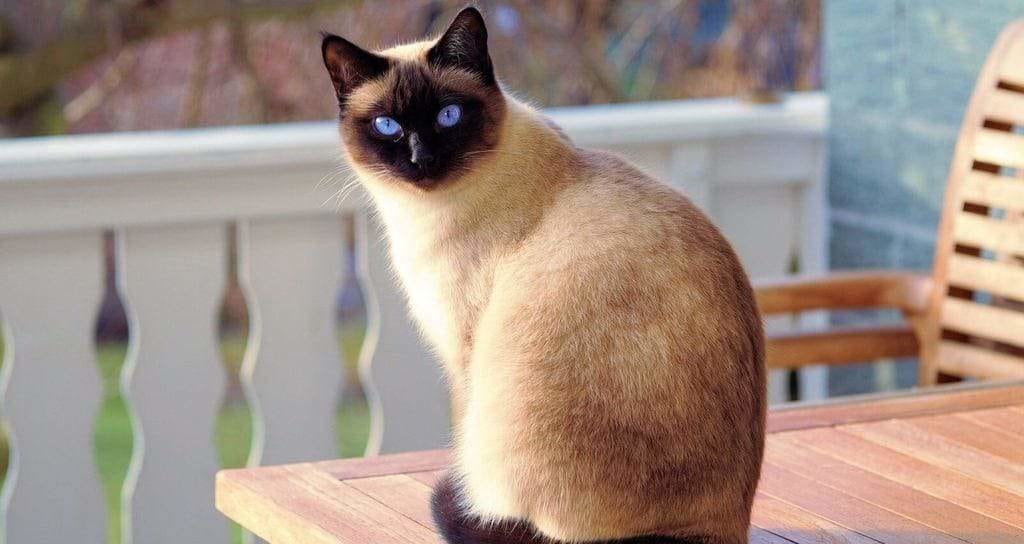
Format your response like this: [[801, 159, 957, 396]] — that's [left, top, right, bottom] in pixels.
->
[[756, 20, 1024, 386]]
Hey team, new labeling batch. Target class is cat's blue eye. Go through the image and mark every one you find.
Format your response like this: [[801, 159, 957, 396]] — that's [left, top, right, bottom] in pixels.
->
[[437, 104, 462, 128], [373, 116, 402, 137]]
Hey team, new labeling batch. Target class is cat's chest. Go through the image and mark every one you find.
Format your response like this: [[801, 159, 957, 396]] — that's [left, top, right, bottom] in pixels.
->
[[389, 243, 491, 367]]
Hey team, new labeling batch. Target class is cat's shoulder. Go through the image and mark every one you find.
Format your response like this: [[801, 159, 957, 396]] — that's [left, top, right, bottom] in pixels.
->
[[517, 146, 730, 266], [553, 147, 704, 225]]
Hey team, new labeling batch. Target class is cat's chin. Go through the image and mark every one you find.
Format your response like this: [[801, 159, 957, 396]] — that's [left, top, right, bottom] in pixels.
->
[[391, 169, 450, 191]]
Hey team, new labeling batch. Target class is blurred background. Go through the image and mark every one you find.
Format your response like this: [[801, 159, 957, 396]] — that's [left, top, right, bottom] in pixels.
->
[[0, 0, 819, 136], [1, 1, 1022, 543], [0, 3, 821, 542]]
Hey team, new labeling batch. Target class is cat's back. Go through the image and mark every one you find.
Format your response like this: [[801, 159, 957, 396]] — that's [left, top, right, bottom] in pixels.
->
[[497, 145, 763, 374], [524, 147, 743, 282]]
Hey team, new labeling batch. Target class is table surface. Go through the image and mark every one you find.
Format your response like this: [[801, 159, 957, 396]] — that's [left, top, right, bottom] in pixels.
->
[[216, 381, 1024, 544]]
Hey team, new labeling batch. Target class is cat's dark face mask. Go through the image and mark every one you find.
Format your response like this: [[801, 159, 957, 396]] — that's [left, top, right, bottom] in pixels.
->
[[321, 7, 505, 189]]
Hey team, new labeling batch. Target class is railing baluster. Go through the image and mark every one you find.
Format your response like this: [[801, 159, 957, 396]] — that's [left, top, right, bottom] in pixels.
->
[[237, 215, 344, 466], [355, 211, 450, 454], [117, 224, 228, 544], [0, 232, 106, 544]]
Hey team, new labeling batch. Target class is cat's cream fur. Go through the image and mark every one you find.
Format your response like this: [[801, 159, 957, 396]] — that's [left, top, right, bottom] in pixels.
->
[[332, 25, 765, 544]]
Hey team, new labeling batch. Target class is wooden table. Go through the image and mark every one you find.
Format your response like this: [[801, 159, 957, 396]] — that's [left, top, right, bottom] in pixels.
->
[[216, 381, 1024, 543]]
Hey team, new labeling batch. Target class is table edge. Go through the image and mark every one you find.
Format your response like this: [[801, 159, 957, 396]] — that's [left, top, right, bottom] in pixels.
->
[[767, 379, 1024, 432]]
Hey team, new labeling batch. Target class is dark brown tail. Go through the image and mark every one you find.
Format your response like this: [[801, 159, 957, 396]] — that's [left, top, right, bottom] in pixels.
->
[[430, 473, 712, 544]]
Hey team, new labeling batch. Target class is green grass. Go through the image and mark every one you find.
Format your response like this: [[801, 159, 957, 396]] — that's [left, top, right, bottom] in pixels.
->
[[0, 325, 370, 544]]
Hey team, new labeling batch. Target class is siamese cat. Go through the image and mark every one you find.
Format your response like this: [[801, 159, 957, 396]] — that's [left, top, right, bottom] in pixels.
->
[[321, 7, 765, 544]]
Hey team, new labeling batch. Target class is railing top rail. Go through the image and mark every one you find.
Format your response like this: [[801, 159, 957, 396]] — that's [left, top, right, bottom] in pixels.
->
[[0, 93, 826, 183]]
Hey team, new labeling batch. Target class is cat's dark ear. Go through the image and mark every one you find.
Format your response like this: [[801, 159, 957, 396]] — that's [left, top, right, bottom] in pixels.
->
[[321, 33, 390, 104], [427, 7, 495, 86]]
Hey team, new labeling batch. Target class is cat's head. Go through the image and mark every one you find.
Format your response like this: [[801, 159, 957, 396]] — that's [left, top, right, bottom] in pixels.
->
[[321, 7, 505, 190]]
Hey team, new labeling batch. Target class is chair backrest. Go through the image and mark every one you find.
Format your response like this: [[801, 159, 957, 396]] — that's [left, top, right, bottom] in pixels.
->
[[920, 20, 1024, 383]]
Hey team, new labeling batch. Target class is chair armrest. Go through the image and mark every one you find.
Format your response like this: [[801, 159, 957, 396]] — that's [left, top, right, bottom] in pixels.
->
[[765, 324, 919, 369], [755, 271, 934, 316], [756, 271, 934, 369]]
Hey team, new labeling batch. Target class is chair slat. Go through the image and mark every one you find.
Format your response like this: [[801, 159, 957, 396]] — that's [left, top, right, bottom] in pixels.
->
[[973, 128, 1024, 169], [937, 341, 1024, 379], [941, 298, 1024, 348], [960, 171, 1024, 210], [952, 213, 1024, 255], [117, 224, 229, 543], [998, 33, 1024, 85], [923, 21, 1024, 383], [946, 254, 1024, 300], [983, 87, 1024, 125], [355, 212, 451, 454], [238, 216, 345, 465], [0, 232, 106, 543]]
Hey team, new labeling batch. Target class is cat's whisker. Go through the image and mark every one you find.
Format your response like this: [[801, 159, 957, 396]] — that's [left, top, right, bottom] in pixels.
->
[[317, 162, 357, 191], [335, 182, 370, 212], [315, 165, 343, 190], [320, 174, 359, 208], [315, 168, 343, 191]]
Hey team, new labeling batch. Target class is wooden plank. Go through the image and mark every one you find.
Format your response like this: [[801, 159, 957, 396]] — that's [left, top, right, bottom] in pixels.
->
[[749, 527, 799, 544], [345, 475, 435, 528], [0, 232, 107, 544], [766, 325, 918, 369], [407, 470, 444, 488], [983, 87, 1024, 126], [946, 253, 1024, 301], [907, 413, 1024, 464], [117, 224, 229, 543], [937, 341, 1024, 379], [787, 428, 1024, 528], [750, 493, 882, 544], [758, 461, 966, 544], [238, 215, 345, 465], [941, 298, 1024, 349], [953, 213, 1024, 256], [216, 468, 353, 544], [841, 420, 1024, 496], [961, 406, 1024, 438], [767, 436, 1023, 544], [355, 212, 451, 454], [973, 128, 1024, 169], [767, 381, 1024, 432], [319, 450, 449, 481], [216, 464, 440, 544], [959, 171, 1024, 211]]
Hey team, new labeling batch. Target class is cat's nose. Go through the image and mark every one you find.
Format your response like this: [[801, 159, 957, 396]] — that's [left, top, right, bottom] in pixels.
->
[[408, 133, 436, 167]]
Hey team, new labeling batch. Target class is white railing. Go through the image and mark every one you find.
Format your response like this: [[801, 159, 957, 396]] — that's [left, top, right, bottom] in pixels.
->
[[0, 92, 827, 544]]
